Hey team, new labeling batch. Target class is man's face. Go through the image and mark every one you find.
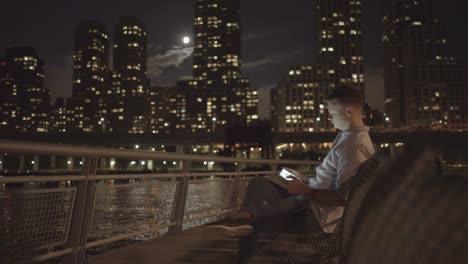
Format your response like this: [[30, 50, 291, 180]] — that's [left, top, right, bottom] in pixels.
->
[[327, 100, 352, 130]]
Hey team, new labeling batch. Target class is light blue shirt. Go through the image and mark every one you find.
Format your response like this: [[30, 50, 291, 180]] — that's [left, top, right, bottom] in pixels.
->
[[309, 126, 375, 194]]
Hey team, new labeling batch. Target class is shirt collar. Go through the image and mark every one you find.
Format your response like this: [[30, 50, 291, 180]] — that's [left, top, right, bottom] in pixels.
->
[[341, 126, 370, 134]]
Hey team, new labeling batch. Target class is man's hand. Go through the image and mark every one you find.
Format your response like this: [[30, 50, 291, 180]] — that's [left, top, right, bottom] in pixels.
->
[[295, 173, 310, 182], [286, 177, 311, 194], [283, 168, 309, 182]]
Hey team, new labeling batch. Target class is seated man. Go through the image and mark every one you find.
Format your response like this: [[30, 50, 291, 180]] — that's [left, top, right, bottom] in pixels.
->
[[207, 84, 375, 236]]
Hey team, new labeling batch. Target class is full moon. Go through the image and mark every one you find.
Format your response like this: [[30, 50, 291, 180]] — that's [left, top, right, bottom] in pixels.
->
[[182, 36, 190, 44]]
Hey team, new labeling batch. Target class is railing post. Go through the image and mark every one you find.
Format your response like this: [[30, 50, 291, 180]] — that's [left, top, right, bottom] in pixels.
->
[[271, 163, 278, 177], [63, 157, 98, 264], [50, 155, 56, 171], [168, 160, 191, 235], [389, 144, 396, 157], [33, 155, 39, 171], [230, 163, 242, 215], [19, 155, 25, 171]]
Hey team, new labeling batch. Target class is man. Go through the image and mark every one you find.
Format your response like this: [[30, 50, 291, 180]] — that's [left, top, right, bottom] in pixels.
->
[[207, 84, 375, 236]]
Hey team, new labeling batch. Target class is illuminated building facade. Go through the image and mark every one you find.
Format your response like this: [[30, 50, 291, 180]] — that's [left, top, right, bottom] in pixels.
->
[[0, 47, 50, 133], [178, 0, 257, 133], [272, 65, 334, 133], [50, 97, 67, 133], [272, 0, 363, 133], [317, 0, 364, 90], [70, 21, 110, 133], [110, 17, 150, 134], [383, 0, 468, 130], [148, 86, 185, 134]]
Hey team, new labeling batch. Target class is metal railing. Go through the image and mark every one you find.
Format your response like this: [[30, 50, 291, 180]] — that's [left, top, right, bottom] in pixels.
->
[[0, 140, 318, 263]]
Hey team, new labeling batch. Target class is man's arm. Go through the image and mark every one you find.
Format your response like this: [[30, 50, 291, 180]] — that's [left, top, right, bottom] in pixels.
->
[[286, 178, 345, 206]]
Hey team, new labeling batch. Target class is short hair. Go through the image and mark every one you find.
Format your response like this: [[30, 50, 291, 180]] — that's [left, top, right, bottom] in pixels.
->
[[326, 85, 363, 107]]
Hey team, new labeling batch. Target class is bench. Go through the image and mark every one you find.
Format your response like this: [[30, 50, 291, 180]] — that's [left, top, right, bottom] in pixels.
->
[[246, 151, 389, 263], [247, 148, 468, 263]]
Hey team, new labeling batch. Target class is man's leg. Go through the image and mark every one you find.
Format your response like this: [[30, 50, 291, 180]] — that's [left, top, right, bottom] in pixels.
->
[[206, 177, 308, 236], [240, 177, 307, 222]]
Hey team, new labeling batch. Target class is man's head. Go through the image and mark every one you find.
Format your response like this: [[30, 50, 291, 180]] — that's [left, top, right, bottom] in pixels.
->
[[325, 85, 364, 130]]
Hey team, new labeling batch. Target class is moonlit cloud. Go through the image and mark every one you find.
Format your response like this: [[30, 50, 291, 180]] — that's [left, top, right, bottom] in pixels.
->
[[243, 50, 302, 70], [147, 46, 194, 80]]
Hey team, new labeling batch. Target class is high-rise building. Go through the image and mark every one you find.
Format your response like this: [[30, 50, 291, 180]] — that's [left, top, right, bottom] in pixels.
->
[[383, 0, 468, 130], [316, 0, 364, 90], [70, 21, 110, 133], [0, 47, 50, 133], [383, 0, 433, 127], [271, 65, 334, 133], [148, 85, 185, 134], [177, 0, 257, 133], [0, 55, 21, 133], [272, 0, 363, 133], [110, 17, 150, 134]]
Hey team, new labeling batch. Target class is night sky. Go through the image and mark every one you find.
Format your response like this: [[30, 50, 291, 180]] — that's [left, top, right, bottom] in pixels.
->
[[1, 0, 467, 118]]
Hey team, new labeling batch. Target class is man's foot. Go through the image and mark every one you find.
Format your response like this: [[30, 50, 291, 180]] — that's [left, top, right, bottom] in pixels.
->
[[205, 217, 253, 237]]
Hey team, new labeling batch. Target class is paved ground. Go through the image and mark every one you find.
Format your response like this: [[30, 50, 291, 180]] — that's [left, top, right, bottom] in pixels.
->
[[87, 211, 320, 264], [87, 227, 275, 264]]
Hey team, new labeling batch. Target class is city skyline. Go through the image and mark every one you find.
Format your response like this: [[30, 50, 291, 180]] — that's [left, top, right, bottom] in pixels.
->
[[0, 0, 468, 118], [2, 0, 468, 118]]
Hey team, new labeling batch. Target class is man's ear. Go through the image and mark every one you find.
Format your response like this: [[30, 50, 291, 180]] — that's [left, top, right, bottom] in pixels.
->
[[345, 106, 353, 116]]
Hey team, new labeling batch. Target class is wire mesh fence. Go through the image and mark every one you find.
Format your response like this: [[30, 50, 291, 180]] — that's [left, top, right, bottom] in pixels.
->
[[0, 187, 76, 263], [89, 180, 178, 239], [182, 177, 236, 229]]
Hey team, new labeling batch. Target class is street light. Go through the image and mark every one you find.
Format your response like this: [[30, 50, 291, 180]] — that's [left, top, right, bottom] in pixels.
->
[[212, 116, 217, 133], [384, 116, 390, 129], [100, 117, 105, 133]]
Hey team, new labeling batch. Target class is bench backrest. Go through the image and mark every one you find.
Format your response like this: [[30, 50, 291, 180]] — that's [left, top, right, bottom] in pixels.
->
[[344, 148, 468, 263], [337, 151, 389, 255]]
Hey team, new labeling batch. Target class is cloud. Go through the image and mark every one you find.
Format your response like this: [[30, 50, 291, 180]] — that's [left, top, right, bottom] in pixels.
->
[[254, 83, 276, 91], [147, 46, 194, 79], [44, 54, 73, 101], [178, 75, 193, 80], [148, 43, 164, 52], [243, 50, 302, 70], [256, 84, 276, 120], [242, 26, 290, 42], [243, 32, 267, 41], [364, 68, 385, 112]]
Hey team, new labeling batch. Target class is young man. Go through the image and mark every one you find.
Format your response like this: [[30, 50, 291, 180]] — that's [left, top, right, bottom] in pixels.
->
[[207, 85, 375, 236]]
